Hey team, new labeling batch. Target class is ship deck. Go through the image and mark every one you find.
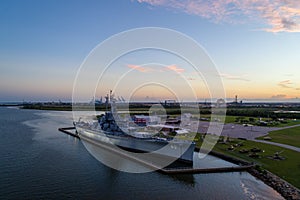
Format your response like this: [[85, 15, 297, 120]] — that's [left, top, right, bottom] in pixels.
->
[[59, 126, 255, 174]]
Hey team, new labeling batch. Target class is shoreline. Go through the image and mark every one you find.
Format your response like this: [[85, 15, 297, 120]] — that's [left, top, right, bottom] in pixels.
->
[[5, 106, 300, 198], [204, 149, 300, 200], [57, 126, 300, 200]]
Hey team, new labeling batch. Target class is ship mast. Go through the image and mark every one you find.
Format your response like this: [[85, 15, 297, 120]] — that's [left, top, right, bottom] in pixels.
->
[[105, 93, 109, 112]]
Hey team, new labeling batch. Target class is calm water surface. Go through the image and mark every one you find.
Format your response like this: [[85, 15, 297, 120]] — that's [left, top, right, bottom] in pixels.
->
[[0, 107, 284, 199]]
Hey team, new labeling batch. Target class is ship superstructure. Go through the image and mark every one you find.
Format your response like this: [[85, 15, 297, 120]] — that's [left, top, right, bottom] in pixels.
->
[[74, 92, 195, 165]]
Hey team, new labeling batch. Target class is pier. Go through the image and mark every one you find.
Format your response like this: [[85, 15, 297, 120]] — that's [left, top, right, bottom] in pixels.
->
[[58, 126, 255, 174], [58, 127, 79, 139], [161, 164, 254, 174]]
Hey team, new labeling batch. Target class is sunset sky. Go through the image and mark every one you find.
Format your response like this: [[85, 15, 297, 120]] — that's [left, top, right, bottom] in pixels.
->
[[1, 0, 299, 102]]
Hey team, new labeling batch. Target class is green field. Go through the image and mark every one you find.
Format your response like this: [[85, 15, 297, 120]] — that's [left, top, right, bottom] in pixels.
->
[[257, 126, 300, 148], [229, 116, 300, 127], [196, 137, 300, 189], [224, 115, 237, 123], [199, 114, 300, 127], [274, 120, 300, 127]]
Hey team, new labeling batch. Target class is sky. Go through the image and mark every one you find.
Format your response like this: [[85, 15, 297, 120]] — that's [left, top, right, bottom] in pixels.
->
[[0, 0, 299, 102]]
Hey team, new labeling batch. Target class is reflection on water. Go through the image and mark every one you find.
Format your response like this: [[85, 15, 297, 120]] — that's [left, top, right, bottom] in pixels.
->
[[240, 177, 284, 200], [169, 174, 196, 186], [0, 108, 284, 199]]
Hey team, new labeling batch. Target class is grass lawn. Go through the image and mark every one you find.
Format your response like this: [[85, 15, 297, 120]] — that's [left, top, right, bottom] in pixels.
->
[[224, 115, 237, 123], [196, 137, 300, 189], [206, 115, 300, 127], [274, 120, 300, 127], [257, 126, 300, 148]]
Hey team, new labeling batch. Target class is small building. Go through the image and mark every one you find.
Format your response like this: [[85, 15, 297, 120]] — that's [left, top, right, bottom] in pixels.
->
[[133, 115, 160, 126]]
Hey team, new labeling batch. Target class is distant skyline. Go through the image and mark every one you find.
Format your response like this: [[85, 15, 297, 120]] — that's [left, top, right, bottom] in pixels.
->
[[0, 0, 299, 102]]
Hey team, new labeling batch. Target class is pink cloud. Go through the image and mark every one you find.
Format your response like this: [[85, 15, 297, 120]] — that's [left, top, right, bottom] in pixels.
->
[[137, 0, 300, 32], [127, 64, 185, 74], [165, 65, 185, 73], [127, 64, 153, 73]]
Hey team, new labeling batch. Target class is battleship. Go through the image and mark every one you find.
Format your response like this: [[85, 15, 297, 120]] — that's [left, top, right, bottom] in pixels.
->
[[74, 92, 195, 165]]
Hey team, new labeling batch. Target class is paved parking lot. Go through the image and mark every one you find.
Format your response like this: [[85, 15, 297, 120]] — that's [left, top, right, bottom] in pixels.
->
[[185, 120, 300, 152], [187, 120, 279, 140]]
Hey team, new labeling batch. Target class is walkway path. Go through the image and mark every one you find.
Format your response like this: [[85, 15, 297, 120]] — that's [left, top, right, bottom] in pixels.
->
[[252, 139, 300, 153], [189, 120, 300, 153], [274, 123, 300, 130], [250, 123, 300, 153]]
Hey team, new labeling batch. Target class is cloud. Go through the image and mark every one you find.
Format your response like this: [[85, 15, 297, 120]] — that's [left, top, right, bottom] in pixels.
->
[[220, 73, 250, 81], [278, 80, 293, 88], [165, 65, 185, 73], [136, 0, 300, 32], [277, 80, 300, 91], [271, 94, 287, 99], [127, 64, 185, 73], [127, 64, 153, 73]]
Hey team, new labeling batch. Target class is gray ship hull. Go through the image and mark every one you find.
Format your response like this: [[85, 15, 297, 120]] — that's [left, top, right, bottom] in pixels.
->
[[76, 127, 195, 165]]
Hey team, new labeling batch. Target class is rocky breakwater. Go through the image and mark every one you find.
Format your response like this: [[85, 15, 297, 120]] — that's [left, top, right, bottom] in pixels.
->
[[249, 167, 300, 200]]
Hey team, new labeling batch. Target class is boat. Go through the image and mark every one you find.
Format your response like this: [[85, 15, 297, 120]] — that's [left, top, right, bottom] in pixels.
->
[[74, 92, 195, 166]]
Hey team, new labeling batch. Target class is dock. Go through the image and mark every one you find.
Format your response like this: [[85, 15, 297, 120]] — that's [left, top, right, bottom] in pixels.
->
[[58, 126, 255, 174], [161, 164, 254, 174], [58, 127, 79, 139]]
